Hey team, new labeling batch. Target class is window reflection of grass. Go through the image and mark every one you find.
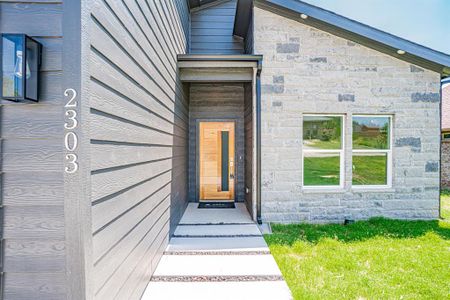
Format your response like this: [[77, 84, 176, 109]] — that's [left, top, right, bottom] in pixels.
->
[[352, 155, 387, 185], [304, 156, 340, 186], [304, 139, 341, 149]]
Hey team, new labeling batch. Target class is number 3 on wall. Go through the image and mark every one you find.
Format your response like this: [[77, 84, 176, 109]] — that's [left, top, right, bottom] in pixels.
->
[[65, 154, 79, 174], [64, 88, 79, 174]]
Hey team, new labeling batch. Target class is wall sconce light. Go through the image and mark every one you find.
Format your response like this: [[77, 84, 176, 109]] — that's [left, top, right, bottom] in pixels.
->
[[1, 34, 42, 102]]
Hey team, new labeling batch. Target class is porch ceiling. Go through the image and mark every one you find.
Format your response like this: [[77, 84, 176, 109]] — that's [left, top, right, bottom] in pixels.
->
[[177, 54, 262, 82]]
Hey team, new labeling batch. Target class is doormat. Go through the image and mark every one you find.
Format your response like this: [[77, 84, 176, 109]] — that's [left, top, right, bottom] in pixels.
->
[[198, 202, 235, 209]]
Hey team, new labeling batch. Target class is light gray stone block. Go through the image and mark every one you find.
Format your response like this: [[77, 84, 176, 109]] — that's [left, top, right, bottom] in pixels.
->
[[276, 43, 300, 53]]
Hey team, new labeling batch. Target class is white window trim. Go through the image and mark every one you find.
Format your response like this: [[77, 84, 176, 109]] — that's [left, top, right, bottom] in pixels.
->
[[302, 114, 345, 190], [351, 115, 393, 189]]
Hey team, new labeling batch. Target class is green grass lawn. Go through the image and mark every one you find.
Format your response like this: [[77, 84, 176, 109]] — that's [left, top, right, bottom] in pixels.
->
[[442, 189, 450, 220], [265, 193, 450, 300]]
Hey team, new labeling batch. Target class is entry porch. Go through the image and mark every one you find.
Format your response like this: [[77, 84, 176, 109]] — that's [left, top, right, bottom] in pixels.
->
[[142, 203, 292, 300], [177, 55, 263, 224]]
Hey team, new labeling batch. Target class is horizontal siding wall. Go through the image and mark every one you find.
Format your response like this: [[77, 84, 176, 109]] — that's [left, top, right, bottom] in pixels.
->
[[0, 1, 66, 299], [188, 83, 245, 202], [244, 83, 254, 214], [191, 0, 244, 54], [89, 0, 189, 299]]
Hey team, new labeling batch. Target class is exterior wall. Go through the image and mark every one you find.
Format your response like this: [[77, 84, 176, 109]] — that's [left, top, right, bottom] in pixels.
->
[[244, 83, 254, 213], [191, 0, 244, 54], [89, 0, 189, 299], [254, 7, 441, 223], [189, 83, 246, 202], [441, 84, 450, 131], [442, 84, 450, 189], [0, 2, 66, 299], [442, 140, 450, 189]]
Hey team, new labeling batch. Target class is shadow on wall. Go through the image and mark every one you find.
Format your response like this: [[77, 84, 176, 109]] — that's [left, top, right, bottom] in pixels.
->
[[169, 81, 190, 236]]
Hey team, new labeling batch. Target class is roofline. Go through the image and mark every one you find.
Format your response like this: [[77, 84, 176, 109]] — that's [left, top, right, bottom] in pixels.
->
[[178, 54, 263, 67], [234, 0, 450, 76]]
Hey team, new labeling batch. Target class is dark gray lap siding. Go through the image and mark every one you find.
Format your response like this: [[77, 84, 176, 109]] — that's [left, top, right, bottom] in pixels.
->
[[89, 0, 189, 299], [0, 2, 65, 299], [191, 0, 244, 54]]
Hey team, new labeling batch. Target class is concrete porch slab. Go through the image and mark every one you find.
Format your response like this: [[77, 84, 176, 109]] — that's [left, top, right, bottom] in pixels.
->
[[153, 254, 282, 276], [142, 281, 293, 300], [141, 201, 292, 299], [173, 224, 262, 237], [167, 237, 269, 252], [179, 203, 253, 225]]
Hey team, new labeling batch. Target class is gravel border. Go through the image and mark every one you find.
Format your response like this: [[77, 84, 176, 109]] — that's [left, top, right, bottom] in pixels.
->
[[151, 275, 285, 282], [163, 250, 272, 255]]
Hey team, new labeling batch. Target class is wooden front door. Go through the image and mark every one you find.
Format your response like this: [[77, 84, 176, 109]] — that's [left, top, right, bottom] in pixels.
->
[[199, 122, 235, 201]]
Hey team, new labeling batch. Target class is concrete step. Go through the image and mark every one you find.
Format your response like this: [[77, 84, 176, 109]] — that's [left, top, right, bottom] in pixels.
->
[[179, 203, 253, 225], [142, 281, 293, 300], [153, 254, 282, 276], [173, 224, 262, 237], [167, 236, 269, 252]]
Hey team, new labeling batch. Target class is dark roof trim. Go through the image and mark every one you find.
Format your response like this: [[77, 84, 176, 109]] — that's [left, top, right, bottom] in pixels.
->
[[178, 54, 263, 70], [234, 0, 450, 76], [233, 0, 252, 37]]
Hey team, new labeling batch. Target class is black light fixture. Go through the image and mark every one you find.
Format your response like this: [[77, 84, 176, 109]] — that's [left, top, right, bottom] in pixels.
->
[[1, 34, 42, 102]]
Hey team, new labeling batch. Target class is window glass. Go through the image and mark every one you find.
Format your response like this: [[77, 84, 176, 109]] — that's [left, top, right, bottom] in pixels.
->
[[352, 115, 391, 187], [304, 152, 341, 186], [2, 35, 24, 98], [303, 115, 343, 187], [25, 36, 39, 100], [352, 116, 390, 149], [352, 153, 388, 185], [303, 116, 342, 149]]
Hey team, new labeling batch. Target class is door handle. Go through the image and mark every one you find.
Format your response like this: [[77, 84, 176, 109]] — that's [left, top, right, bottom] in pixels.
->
[[229, 159, 234, 179]]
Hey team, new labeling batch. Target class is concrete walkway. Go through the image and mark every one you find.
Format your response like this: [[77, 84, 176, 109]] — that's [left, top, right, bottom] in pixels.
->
[[142, 203, 292, 300]]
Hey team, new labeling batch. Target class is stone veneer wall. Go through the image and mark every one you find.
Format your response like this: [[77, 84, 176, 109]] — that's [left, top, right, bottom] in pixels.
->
[[254, 7, 441, 222], [442, 140, 450, 189]]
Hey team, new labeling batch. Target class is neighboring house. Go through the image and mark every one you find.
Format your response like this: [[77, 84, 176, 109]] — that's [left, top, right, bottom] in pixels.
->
[[442, 79, 450, 188], [0, 0, 449, 299]]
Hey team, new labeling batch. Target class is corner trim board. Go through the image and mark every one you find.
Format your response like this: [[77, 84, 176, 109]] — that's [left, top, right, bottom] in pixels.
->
[[63, 1, 94, 299]]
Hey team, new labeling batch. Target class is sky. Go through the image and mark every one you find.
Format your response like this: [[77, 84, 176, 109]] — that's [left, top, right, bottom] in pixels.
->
[[302, 0, 450, 54]]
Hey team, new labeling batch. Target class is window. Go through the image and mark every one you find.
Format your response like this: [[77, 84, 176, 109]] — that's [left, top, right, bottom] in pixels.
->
[[443, 132, 450, 141], [352, 115, 392, 187], [302, 115, 344, 188]]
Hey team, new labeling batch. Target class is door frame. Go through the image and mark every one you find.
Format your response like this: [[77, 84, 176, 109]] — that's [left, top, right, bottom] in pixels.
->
[[196, 118, 238, 202]]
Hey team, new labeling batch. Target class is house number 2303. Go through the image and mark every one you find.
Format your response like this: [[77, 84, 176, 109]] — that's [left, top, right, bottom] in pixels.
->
[[64, 88, 79, 174]]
